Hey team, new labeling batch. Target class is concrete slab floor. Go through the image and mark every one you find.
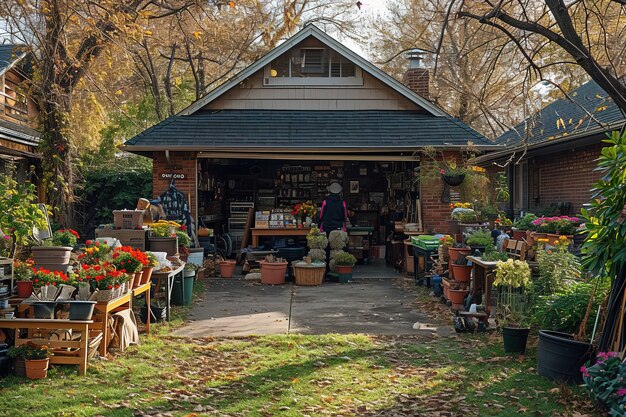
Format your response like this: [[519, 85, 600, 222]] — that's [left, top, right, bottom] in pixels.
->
[[173, 278, 451, 338]]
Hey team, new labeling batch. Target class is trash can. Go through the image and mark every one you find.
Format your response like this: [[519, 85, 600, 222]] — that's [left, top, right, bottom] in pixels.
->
[[431, 274, 443, 297], [172, 273, 194, 306]]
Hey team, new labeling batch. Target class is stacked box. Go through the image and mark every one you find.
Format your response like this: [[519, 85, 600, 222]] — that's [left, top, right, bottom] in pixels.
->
[[95, 229, 148, 251], [255, 211, 270, 229]]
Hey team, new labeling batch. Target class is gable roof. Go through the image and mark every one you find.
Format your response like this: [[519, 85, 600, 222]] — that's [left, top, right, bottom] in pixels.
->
[[123, 110, 494, 152], [0, 118, 40, 147], [179, 24, 447, 117], [0, 44, 28, 77], [496, 80, 626, 146]]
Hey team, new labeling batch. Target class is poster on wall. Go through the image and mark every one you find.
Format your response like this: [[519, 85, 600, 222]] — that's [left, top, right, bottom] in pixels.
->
[[350, 180, 359, 194]]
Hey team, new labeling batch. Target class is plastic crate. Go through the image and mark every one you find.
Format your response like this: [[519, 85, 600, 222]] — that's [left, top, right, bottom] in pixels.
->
[[113, 210, 144, 229], [410, 235, 440, 250]]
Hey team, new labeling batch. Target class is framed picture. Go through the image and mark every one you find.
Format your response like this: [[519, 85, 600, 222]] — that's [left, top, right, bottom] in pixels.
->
[[350, 180, 360, 194]]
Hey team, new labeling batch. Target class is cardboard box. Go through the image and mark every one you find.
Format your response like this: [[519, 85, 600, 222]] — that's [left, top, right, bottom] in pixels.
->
[[255, 211, 270, 229], [95, 229, 148, 251]]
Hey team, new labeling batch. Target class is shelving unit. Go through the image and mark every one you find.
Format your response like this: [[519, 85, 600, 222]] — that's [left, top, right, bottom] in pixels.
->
[[0, 258, 14, 315]]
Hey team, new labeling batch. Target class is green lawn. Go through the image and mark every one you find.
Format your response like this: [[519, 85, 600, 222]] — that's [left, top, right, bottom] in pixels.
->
[[0, 284, 602, 417]]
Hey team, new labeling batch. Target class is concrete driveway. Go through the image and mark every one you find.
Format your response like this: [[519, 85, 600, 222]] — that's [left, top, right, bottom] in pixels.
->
[[173, 278, 451, 337]]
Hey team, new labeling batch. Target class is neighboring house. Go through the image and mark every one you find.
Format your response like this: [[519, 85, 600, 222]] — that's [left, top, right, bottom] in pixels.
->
[[0, 44, 41, 187], [122, 25, 495, 237], [474, 80, 625, 216]]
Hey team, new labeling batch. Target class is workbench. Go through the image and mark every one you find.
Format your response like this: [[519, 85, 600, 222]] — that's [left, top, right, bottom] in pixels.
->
[[250, 228, 311, 247]]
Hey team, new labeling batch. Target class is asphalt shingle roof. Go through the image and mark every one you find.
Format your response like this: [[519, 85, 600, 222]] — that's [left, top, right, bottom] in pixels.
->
[[496, 80, 626, 146], [125, 110, 492, 149]]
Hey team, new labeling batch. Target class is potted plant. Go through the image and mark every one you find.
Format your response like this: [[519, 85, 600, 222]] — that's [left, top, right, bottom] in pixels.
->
[[31, 229, 79, 273], [0, 167, 48, 258], [78, 240, 112, 265], [466, 229, 493, 253], [13, 259, 34, 298], [111, 248, 144, 289], [219, 259, 236, 278], [582, 352, 625, 414], [439, 235, 455, 259], [141, 252, 158, 285], [148, 220, 180, 256], [7, 344, 28, 377], [22, 342, 53, 380], [494, 212, 513, 231], [32, 267, 71, 302], [306, 226, 328, 264], [512, 213, 537, 240], [259, 254, 288, 285], [333, 252, 357, 283], [494, 258, 532, 354], [176, 227, 191, 261]]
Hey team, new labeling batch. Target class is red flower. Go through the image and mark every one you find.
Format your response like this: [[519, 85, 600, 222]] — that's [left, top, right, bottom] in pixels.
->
[[85, 240, 92, 246]]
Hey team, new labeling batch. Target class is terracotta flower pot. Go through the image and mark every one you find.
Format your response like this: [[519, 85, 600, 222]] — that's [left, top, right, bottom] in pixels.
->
[[31, 246, 73, 272], [448, 289, 469, 305], [259, 261, 288, 285], [336, 265, 354, 283], [448, 247, 471, 263], [140, 267, 153, 285], [25, 358, 49, 380], [450, 264, 472, 282], [219, 260, 236, 278], [126, 274, 136, 291], [16, 280, 34, 298], [133, 272, 142, 289]]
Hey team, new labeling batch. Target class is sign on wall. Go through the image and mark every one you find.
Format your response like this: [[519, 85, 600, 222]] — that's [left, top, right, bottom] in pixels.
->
[[160, 172, 186, 180]]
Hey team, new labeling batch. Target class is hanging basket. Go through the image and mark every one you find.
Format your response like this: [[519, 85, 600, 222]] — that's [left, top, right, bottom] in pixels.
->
[[442, 174, 465, 186]]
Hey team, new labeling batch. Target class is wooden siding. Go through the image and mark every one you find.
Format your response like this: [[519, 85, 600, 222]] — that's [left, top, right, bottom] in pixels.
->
[[1, 69, 39, 128], [205, 70, 421, 111], [204, 37, 422, 112]]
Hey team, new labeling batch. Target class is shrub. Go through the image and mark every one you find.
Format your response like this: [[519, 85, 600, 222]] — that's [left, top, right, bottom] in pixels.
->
[[466, 229, 493, 246], [513, 213, 537, 231], [531, 281, 608, 334], [333, 251, 356, 266]]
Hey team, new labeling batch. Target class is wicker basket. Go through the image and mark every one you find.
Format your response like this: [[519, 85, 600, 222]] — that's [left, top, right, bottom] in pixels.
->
[[293, 262, 326, 286]]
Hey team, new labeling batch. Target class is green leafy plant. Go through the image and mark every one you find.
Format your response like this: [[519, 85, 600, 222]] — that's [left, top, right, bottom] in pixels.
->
[[494, 259, 532, 327], [482, 245, 508, 262], [22, 342, 53, 360], [513, 213, 538, 231], [50, 229, 80, 247], [457, 211, 479, 224], [333, 252, 356, 266], [581, 131, 626, 280], [7, 344, 28, 359], [0, 164, 47, 256], [582, 352, 626, 416], [533, 241, 581, 299], [466, 229, 493, 246], [176, 230, 191, 247], [531, 281, 608, 334]]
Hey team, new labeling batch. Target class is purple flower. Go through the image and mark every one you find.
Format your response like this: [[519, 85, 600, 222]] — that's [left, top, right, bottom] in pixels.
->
[[618, 388, 626, 397], [2, 235, 9, 240]]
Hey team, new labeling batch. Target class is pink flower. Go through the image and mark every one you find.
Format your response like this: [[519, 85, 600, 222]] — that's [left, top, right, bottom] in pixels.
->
[[598, 352, 609, 361], [439, 169, 446, 174], [580, 365, 590, 377], [618, 388, 626, 397], [2, 235, 9, 240]]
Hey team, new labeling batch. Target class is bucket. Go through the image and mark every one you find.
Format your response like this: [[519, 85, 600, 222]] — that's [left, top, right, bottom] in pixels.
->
[[68, 301, 97, 320], [537, 330, 594, 384], [33, 302, 56, 319], [172, 274, 194, 306], [502, 327, 530, 354], [431, 274, 443, 297]]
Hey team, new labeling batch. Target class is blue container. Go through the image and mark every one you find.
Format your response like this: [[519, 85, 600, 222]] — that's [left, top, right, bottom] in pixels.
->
[[431, 274, 443, 297]]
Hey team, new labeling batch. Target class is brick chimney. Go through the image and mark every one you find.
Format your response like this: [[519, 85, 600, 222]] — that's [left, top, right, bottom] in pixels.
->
[[403, 49, 429, 99]]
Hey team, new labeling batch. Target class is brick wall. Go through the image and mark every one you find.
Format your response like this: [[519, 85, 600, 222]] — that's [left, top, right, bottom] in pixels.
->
[[420, 151, 462, 234], [531, 143, 602, 214], [152, 151, 197, 220], [403, 68, 429, 99]]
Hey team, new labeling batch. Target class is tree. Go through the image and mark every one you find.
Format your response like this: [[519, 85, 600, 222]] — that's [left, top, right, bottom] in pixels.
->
[[368, 0, 584, 138], [454, 0, 626, 113]]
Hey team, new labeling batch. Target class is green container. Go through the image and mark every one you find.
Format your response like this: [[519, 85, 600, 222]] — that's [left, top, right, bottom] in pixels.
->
[[338, 273, 351, 283], [172, 275, 194, 306], [410, 235, 440, 250]]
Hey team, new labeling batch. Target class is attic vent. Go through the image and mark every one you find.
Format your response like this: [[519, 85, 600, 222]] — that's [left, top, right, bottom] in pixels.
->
[[301, 48, 324, 73]]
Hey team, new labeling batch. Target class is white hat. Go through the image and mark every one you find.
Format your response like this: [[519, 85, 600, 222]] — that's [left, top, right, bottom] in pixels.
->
[[327, 182, 342, 194]]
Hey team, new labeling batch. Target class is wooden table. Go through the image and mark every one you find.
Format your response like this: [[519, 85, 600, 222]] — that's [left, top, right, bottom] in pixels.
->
[[93, 282, 151, 356], [0, 318, 93, 375], [466, 256, 498, 316], [151, 265, 184, 322], [251, 228, 310, 247]]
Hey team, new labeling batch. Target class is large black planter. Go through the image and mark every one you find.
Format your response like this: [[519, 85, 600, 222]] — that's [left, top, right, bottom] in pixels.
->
[[441, 174, 466, 203], [67, 301, 96, 320], [442, 174, 465, 186], [537, 330, 594, 384], [502, 327, 530, 354]]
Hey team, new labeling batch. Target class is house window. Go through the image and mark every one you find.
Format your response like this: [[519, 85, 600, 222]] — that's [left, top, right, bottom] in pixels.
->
[[514, 161, 529, 212], [266, 47, 361, 86]]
